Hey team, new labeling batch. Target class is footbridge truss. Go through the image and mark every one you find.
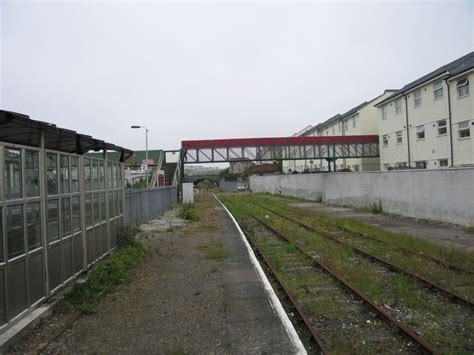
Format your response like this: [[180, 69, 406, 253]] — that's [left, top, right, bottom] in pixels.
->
[[181, 135, 379, 164]]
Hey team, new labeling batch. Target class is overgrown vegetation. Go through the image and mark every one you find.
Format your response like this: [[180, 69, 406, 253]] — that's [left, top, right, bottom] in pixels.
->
[[222, 194, 474, 353], [465, 226, 474, 234], [370, 199, 383, 214], [179, 203, 200, 221], [197, 240, 227, 261], [64, 227, 146, 313]]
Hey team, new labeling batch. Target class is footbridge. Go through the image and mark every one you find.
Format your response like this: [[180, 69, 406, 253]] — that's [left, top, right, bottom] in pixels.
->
[[181, 135, 379, 171]]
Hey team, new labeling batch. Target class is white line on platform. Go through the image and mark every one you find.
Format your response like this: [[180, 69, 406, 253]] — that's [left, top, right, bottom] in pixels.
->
[[213, 194, 307, 355]]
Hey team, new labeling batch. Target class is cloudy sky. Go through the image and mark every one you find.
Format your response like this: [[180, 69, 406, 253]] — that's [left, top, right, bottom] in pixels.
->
[[1, 1, 473, 151]]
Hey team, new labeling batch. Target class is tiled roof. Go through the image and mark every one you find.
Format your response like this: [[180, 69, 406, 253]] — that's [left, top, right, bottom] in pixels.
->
[[377, 51, 474, 106]]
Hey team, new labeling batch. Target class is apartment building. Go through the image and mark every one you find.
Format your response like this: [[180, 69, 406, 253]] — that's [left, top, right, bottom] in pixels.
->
[[284, 90, 395, 173], [282, 125, 313, 173], [376, 52, 474, 170]]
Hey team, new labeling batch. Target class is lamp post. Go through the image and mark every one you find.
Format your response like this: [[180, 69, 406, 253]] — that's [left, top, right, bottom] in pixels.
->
[[131, 125, 149, 187]]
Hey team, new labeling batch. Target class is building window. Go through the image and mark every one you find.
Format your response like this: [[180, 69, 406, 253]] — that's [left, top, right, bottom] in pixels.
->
[[26, 203, 41, 251], [344, 120, 349, 131], [352, 116, 356, 128], [416, 125, 425, 140], [458, 120, 470, 139], [338, 122, 341, 132], [7, 205, 24, 259], [25, 150, 40, 197], [433, 81, 443, 99], [439, 159, 448, 167], [437, 119, 447, 136], [414, 89, 422, 107], [456, 77, 470, 98], [46, 153, 58, 195], [395, 99, 402, 115], [4, 148, 22, 200], [415, 161, 427, 169], [332, 127, 335, 135], [396, 131, 403, 144], [47, 199, 59, 242], [382, 135, 388, 146], [381, 106, 387, 120]]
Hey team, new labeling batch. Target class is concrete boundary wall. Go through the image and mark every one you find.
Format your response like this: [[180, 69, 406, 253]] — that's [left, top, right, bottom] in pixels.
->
[[250, 168, 474, 226], [125, 186, 177, 225]]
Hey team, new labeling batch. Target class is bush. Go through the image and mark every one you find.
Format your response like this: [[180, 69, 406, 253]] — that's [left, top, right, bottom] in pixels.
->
[[179, 203, 200, 221], [370, 200, 383, 214], [64, 228, 145, 313]]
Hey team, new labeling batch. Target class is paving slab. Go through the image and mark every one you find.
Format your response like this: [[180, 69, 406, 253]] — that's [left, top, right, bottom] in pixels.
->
[[217, 204, 299, 354], [291, 202, 474, 251]]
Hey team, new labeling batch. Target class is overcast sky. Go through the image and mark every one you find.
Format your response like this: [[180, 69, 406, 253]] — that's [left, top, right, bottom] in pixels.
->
[[1, 1, 473, 151]]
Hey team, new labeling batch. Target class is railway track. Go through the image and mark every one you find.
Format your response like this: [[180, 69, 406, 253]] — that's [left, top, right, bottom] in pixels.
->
[[251, 200, 474, 308], [222, 197, 436, 354], [254, 198, 473, 276], [222, 196, 474, 353]]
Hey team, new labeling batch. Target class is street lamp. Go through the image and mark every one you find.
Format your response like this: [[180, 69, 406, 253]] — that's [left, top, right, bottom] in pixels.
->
[[131, 125, 149, 187]]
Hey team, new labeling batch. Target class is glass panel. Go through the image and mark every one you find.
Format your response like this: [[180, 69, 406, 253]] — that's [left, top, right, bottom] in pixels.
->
[[61, 197, 71, 237], [114, 191, 119, 217], [0, 207, 3, 262], [7, 205, 24, 259], [47, 200, 59, 242], [99, 161, 105, 189], [93, 194, 100, 224], [84, 159, 91, 192], [100, 192, 106, 222], [116, 164, 122, 188], [71, 157, 79, 193], [4, 148, 22, 199], [107, 163, 113, 189], [92, 160, 99, 190], [85, 195, 92, 227], [112, 165, 117, 189], [46, 153, 58, 195], [26, 203, 41, 250], [25, 150, 40, 197], [60, 155, 70, 194], [118, 192, 123, 215], [72, 196, 81, 232], [108, 191, 113, 219]]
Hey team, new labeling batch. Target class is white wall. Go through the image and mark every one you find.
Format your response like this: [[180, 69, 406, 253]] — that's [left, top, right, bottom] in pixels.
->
[[250, 168, 474, 226]]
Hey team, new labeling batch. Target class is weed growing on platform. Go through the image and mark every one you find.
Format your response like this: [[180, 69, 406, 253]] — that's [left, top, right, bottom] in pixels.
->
[[65, 228, 145, 314], [179, 203, 200, 221]]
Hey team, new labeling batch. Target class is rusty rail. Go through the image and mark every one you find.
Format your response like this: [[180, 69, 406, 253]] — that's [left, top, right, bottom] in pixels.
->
[[256, 199, 473, 275], [252, 201, 474, 309], [228, 200, 438, 355], [221, 198, 328, 354]]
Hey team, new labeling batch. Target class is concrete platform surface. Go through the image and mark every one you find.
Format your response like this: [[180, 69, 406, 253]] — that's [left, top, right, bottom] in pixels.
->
[[217, 202, 301, 354]]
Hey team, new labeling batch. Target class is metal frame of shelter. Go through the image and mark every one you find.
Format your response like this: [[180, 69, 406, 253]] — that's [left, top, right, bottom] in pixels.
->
[[0, 110, 133, 332], [181, 135, 380, 171]]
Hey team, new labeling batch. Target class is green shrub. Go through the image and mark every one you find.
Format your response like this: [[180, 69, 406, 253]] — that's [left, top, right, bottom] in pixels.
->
[[370, 200, 383, 214], [179, 203, 199, 221], [64, 228, 145, 314]]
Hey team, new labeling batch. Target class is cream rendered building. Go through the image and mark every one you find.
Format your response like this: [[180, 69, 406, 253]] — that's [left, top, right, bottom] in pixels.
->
[[376, 52, 473, 170], [283, 90, 395, 173]]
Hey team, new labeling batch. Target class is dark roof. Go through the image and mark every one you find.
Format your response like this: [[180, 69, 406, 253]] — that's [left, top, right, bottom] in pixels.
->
[[377, 51, 474, 106], [89, 149, 163, 167], [338, 101, 368, 120], [317, 114, 342, 130], [0, 110, 133, 161]]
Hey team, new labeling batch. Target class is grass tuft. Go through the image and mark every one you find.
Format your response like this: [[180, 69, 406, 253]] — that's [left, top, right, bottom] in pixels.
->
[[179, 203, 200, 221], [64, 228, 146, 313]]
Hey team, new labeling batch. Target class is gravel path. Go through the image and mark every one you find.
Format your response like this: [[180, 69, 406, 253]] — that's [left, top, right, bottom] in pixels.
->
[[10, 196, 229, 354]]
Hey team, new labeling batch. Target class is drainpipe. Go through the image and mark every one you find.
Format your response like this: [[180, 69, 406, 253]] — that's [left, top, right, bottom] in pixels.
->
[[445, 78, 454, 167], [403, 94, 411, 167]]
